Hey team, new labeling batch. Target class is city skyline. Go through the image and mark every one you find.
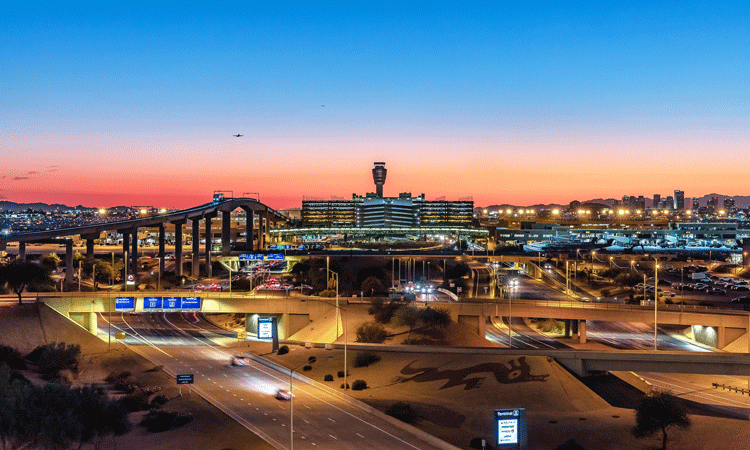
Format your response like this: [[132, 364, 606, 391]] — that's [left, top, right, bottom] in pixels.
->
[[2, 2, 749, 210]]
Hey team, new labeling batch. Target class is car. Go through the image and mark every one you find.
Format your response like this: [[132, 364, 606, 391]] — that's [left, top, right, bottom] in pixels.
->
[[706, 288, 726, 295], [731, 285, 750, 291], [732, 296, 750, 304], [195, 283, 205, 291], [275, 389, 292, 400], [209, 283, 219, 291], [231, 356, 248, 366]]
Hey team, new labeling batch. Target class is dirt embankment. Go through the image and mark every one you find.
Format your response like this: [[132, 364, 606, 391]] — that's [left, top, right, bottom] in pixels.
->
[[0, 304, 275, 450]]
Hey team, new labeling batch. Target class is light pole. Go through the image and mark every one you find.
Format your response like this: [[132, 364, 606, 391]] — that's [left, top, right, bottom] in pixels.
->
[[508, 278, 518, 348], [654, 257, 659, 351], [290, 356, 317, 450]]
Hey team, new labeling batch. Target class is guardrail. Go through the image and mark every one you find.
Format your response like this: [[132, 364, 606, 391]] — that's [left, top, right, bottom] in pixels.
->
[[11, 290, 750, 317]]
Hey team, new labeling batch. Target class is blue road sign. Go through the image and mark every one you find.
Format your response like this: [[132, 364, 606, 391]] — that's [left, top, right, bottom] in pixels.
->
[[182, 296, 201, 310], [176, 374, 194, 385], [266, 253, 284, 260], [143, 297, 163, 310], [258, 316, 274, 339], [114, 297, 135, 311], [163, 296, 181, 310]]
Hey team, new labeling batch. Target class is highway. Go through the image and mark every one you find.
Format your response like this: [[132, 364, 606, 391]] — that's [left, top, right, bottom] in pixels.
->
[[98, 312, 448, 450]]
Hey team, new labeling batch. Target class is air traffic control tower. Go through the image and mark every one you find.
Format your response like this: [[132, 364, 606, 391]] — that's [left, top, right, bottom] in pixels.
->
[[372, 162, 387, 197]]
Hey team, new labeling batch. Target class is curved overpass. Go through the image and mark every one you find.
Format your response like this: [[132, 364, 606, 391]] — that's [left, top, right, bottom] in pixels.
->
[[0, 198, 289, 282]]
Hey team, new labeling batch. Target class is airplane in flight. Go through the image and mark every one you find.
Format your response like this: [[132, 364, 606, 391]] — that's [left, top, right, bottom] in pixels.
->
[[233, 134, 243, 137]]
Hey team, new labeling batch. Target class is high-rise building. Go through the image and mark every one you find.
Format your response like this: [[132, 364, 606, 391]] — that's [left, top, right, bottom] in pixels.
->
[[692, 198, 700, 210], [674, 190, 685, 210], [707, 196, 719, 213], [653, 194, 661, 209], [372, 162, 387, 197], [665, 196, 674, 209], [724, 197, 735, 213]]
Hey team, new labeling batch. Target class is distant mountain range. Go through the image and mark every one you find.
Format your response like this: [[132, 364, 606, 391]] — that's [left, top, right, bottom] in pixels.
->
[[0, 201, 140, 213], [480, 194, 750, 211]]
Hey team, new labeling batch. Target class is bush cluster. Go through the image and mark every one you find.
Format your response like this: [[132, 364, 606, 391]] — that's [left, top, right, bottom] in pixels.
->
[[140, 410, 193, 432], [0, 344, 26, 370], [277, 345, 289, 355], [324, 374, 334, 381], [353, 352, 381, 368], [356, 322, 387, 343], [26, 342, 81, 378], [351, 379, 367, 390]]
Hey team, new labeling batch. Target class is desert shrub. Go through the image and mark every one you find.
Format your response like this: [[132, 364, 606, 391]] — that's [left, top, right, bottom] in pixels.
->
[[351, 379, 367, 390], [353, 352, 381, 368], [337, 370, 347, 378], [374, 301, 401, 323], [27, 342, 81, 377], [119, 389, 151, 412], [145, 365, 163, 373], [114, 381, 139, 393], [356, 322, 387, 343], [105, 370, 132, 383], [150, 394, 169, 407], [324, 374, 334, 381], [0, 345, 26, 370], [340, 383, 350, 389], [302, 365, 312, 371], [140, 410, 193, 432], [386, 401, 418, 423], [277, 345, 289, 355]]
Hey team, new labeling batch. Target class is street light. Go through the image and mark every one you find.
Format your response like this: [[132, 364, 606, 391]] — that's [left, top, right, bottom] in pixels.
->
[[654, 257, 659, 351], [290, 355, 317, 450]]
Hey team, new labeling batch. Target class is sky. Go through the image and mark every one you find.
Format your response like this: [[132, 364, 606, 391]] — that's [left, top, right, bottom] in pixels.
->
[[1, 1, 749, 209]]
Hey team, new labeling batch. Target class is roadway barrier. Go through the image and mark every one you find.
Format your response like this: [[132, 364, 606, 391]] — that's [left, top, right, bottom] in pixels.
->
[[246, 353, 463, 450], [437, 288, 458, 301]]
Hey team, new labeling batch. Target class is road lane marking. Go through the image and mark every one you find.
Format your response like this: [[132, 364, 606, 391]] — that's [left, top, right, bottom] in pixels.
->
[[356, 433, 364, 438], [329, 434, 337, 440], [327, 417, 336, 423]]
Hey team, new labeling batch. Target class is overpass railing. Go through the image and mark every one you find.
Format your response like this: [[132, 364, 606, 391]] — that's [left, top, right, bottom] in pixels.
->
[[6, 291, 749, 317]]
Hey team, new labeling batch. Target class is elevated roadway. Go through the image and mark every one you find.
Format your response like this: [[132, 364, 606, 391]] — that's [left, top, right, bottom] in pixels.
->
[[35, 292, 750, 378], [0, 198, 289, 282]]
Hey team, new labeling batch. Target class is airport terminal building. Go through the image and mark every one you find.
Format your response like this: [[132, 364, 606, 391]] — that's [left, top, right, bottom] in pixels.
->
[[274, 163, 485, 243]]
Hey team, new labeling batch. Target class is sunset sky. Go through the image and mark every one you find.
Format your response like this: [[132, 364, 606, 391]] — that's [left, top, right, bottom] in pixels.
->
[[2, 2, 749, 210]]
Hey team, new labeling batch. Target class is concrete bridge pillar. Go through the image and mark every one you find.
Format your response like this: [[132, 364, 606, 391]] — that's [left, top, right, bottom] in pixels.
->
[[191, 219, 200, 277], [205, 215, 212, 278], [578, 320, 587, 344], [571, 319, 579, 336], [18, 242, 26, 261], [86, 238, 95, 259], [221, 210, 231, 256], [564, 319, 571, 338], [246, 209, 255, 250], [173, 221, 184, 277], [718, 326, 726, 349], [130, 228, 138, 279], [259, 213, 266, 250], [65, 241, 74, 284], [158, 224, 165, 278], [69, 312, 98, 335]]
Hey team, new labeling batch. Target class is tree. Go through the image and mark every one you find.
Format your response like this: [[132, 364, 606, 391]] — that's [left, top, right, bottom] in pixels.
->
[[355, 322, 387, 343], [392, 305, 420, 340], [361, 276, 385, 296], [0, 261, 51, 304], [633, 390, 691, 450], [39, 253, 61, 274]]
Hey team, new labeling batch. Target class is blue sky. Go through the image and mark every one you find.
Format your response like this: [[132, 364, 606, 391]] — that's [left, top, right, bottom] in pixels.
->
[[1, 1, 749, 207]]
